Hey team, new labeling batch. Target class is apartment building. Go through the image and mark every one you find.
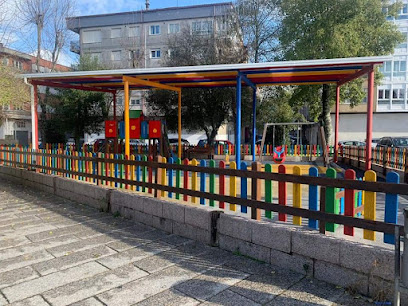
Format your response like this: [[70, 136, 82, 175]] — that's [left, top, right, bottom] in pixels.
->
[[0, 44, 70, 146], [66, 2, 234, 143], [330, 1, 408, 142]]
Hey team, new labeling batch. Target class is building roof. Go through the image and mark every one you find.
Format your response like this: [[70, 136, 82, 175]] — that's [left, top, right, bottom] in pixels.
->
[[22, 56, 390, 93], [67, 2, 233, 33]]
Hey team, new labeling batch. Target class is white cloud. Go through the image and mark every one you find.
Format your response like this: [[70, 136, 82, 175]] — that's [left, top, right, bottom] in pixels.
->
[[78, 0, 144, 15]]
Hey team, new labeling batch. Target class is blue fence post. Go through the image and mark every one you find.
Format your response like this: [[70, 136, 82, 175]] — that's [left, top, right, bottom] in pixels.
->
[[308, 167, 318, 229], [240, 162, 248, 213], [384, 172, 400, 244], [114, 154, 119, 187], [340, 188, 345, 215], [168, 157, 174, 198], [136, 155, 141, 191], [200, 160, 206, 205]]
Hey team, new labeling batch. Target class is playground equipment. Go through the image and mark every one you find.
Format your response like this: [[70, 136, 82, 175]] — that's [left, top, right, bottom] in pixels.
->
[[272, 146, 286, 164], [258, 122, 326, 163], [104, 111, 175, 159]]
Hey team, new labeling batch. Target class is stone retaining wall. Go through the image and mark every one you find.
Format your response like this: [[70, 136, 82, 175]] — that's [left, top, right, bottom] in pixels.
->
[[0, 165, 402, 302]]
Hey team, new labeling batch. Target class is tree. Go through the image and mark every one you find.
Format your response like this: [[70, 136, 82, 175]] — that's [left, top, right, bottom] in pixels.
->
[[16, 0, 51, 72], [279, 0, 403, 140], [147, 25, 249, 145], [0, 64, 30, 106], [235, 0, 281, 63], [44, 55, 110, 147]]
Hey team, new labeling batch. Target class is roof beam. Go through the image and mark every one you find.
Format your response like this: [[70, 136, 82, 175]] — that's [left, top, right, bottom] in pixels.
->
[[239, 73, 256, 90], [30, 80, 116, 94], [123, 76, 181, 92], [337, 65, 373, 86]]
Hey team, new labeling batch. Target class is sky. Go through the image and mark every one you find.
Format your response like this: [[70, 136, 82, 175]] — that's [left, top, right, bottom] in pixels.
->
[[78, 0, 232, 15]]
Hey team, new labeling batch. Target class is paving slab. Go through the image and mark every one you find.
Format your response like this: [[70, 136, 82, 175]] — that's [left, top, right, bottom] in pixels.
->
[[0, 178, 382, 306]]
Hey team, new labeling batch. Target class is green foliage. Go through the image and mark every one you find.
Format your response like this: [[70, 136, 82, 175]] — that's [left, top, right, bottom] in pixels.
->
[[0, 64, 30, 107], [147, 26, 249, 144], [278, 0, 403, 140], [43, 55, 110, 146], [257, 87, 302, 145]]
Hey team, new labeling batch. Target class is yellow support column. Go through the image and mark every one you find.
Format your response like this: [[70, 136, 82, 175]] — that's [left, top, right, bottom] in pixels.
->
[[229, 161, 237, 211], [293, 166, 302, 225], [124, 80, 130, 157], [363, 170, 376, 240]]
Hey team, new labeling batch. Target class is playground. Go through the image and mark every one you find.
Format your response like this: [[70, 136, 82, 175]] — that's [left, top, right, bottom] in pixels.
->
[[16, 56, 408, 302]]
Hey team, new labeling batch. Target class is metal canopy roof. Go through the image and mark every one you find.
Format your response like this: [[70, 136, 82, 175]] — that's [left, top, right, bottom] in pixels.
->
[[23, 56, 390, 93]]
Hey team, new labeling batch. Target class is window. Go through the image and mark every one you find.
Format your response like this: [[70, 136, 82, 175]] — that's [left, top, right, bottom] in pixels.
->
[[111, 28, 121, 38], [16, 121, 25, 128], [192, 21, 213, 35], [150, 25, 160, 35], [398, 4, 408, 19], [167, 49, 174, 58], [168, 23, 180, 34], [150, 49, 161, 58], [392, 88, 405, 104], [13, 60, 22, 70], [2, 57, 8, 66], [90, 52, 102, 62], [379, 61, 391, 75], [378, 89, 391, 104], [128, 26, 140, 37], [111, 50, 121, 61], [130, 98, 141, 106], [117, 97, 123, 106], [217, 18, 227, 32], [393, 60, 406, 77], [83, 30, 102, 43], [129, 49, 140, 60]]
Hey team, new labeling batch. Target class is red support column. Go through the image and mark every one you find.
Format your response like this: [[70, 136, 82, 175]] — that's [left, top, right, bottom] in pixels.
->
[[33, 84, 39, 150], [113, 92, 117, 154], [365, 67, 375, 170], [334, 85, 340, 163]]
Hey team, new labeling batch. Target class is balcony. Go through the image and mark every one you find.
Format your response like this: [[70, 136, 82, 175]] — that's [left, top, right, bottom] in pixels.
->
[[70, 41, 80, 54]]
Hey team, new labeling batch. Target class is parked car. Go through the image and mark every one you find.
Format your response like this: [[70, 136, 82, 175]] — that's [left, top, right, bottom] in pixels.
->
[[338, 140, 365, 147], [197, 139, 233, 147], [168, 138, 190, 146], [377, 137, 408, 148], [371, 138, 380, 148]]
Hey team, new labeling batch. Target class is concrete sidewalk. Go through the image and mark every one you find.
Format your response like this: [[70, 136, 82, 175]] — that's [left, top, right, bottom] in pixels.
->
[[0, 179, 375, 305]]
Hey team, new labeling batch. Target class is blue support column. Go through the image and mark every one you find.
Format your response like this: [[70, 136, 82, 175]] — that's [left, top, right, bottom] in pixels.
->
[[252, 88, 257, 161], [236, 74, 242, 169]]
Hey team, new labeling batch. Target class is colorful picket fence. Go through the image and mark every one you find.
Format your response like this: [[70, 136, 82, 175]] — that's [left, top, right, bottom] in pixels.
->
[[342, 145, 408, 172], [35, 143, 335, 158], [0, 145, 401, 245]]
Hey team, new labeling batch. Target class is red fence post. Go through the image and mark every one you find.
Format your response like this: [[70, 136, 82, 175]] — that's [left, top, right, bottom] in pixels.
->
[[278, 164, 287, 222], [344, 169, 356, 236]]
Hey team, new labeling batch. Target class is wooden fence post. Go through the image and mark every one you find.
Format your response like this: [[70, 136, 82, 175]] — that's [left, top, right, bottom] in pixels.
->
[[344, 169, 356, 236], [278, 164, 287, 222], [265, 163, 273, 219], [251, 162, 261, 220], [364, 170, 377, 241], [384, 171, 399, 244], [308, 167, 319, 229], [319, 186, 326, 235], [154, 156, 162, 198]]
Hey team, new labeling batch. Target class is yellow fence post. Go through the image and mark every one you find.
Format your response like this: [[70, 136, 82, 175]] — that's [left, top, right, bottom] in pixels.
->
[[293, 166, 302, 225], [229, 161, 237, 211], [363, 170, 376, 240], [161, 157, 167, 198], [191, 159, 198, 203]]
